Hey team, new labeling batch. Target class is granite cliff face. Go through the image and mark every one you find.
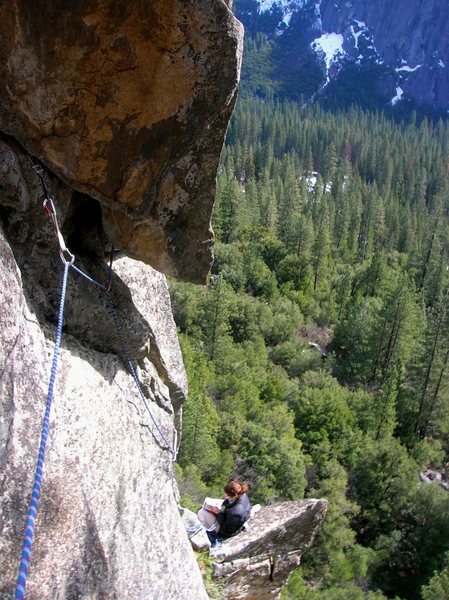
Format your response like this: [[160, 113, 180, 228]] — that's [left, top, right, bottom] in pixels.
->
[[0, 231, 205, 599], [237, 0, 449, 113], [0, 1, 243, 598]]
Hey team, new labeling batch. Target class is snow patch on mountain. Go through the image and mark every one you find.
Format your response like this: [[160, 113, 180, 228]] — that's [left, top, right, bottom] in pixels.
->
[[311, 33, 345, 79], [394, 63, 422, 98], [391, 87, 404, 105], [347, 20, 384, 65], [259, 0, 304, 12], [396, 64, 422, 73], [349, 20, 369, 55], [256, 1, 322, 33], [258, 0, 305, 26], [350, 24, 363, 50]]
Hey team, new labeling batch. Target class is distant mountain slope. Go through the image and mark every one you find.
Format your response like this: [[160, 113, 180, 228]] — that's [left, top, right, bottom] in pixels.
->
[[235, 0, 449, 116]]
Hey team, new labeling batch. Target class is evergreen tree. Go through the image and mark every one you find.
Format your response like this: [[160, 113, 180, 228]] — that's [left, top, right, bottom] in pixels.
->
[[170, 93, 449, 600], [373, 363, 401, 440], [278, 160, 305, 249], [311, 202, 332, 291], [369, 276, 421, 383], [421, 553, 449, 600], [177, 337, 221, 480], [201, 276, 233, 363], [214, 169, 243, 243]]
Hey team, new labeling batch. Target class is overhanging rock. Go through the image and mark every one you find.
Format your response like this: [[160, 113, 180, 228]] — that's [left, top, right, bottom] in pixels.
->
[[0, 0, 243, 283]]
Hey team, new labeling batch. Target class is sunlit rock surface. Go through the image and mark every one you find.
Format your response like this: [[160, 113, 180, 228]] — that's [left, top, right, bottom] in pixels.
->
[[0, 0, 243, 282]]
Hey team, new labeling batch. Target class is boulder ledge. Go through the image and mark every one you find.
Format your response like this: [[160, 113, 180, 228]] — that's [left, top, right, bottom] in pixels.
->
[[210, 499, 328, 600]]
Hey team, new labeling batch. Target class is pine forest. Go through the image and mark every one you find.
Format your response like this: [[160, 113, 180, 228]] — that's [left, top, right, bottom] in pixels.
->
[[170, 92, 449, 598]]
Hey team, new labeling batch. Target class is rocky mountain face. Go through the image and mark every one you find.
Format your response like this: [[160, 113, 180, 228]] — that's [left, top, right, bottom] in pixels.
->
[[0, 1, 242, 598], [236, 0, 449, 114]]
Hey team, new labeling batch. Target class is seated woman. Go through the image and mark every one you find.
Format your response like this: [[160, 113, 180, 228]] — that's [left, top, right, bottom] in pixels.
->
[[198, 481, 251, 547]]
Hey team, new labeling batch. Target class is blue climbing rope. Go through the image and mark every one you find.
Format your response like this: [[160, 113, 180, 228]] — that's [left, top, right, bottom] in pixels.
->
[[70, 254, 177, 459], [70, 262, 108, 291], [14, 260, 71, 600], [70, 260, 177, 458], [15, 176, 177, 597], [106, 296, 177, 460]]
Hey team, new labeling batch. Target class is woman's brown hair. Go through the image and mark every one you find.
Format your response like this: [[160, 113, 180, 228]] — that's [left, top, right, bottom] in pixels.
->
[[224, 481, 248, 498]]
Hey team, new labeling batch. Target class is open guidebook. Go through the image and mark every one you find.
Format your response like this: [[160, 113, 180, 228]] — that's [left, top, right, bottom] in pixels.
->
[[202, 497, 224, 513]]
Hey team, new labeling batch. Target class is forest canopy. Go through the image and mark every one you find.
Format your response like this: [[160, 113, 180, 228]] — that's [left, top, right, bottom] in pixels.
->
[[171, 97, 449, 599]]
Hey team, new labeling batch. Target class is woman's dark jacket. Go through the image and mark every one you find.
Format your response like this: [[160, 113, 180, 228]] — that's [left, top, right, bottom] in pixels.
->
[[216, 493, 251, 538]]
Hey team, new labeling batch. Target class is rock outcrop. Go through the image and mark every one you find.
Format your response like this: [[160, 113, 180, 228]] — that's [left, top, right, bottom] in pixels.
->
[[0, 1, 243, 598], [420, 468, 449, 491], [210, 499, 328, 600], [0, 0, 243, 282]]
